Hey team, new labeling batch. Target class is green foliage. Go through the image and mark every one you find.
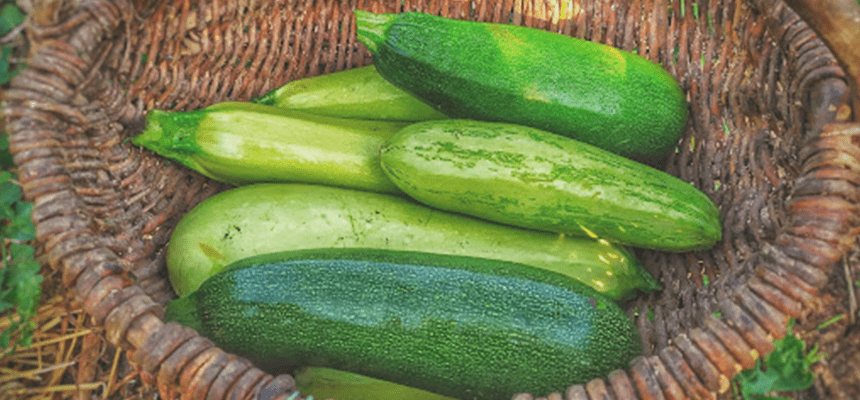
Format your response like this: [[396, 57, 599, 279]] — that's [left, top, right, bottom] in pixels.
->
[[0, 133, 12, 170], [0, 170, 41, 349], [0, 172, 33, 241], [733, 321, 823, 400], [1, 1, 40, 350], [0, 1, 25, 85]]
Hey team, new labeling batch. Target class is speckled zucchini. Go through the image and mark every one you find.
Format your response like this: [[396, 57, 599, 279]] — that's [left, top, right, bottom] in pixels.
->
[[164, 248, 642, 400], [379, 119, 722, 252]]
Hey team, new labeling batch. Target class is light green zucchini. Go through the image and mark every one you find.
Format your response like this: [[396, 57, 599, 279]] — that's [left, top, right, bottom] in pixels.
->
[[253, 65, 447, 121], [294, 367, 455, 400], [132, 101, 407, 192], [379, 119, 722, 252], [166, 183, 660, 300]]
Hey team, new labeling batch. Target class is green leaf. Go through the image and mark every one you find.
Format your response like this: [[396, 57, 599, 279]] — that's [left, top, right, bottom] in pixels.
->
[[0, 134, 13, 170], [0, 46, 9, 83], [0, 330, 10, 349], [0, 172, 35, 241], [15, 268, 42, 315], [0, 243, 42, 350], [0, 3, 25, 35], [0, 3, 25, 85], [9, 241, 35, 264], [736, 361, 780, 398], [0, 160, 42, 349], [764, 333, 821, 392], [733, 321, 821, 399], [6, 200, 35, 241], [0, 177, 20, 207], [0, 269, 13, 310], [0, 44, 24, 85]]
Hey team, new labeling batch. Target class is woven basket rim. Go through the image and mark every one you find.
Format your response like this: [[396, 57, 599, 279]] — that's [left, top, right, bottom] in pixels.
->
[[3, 0, 859, 399]]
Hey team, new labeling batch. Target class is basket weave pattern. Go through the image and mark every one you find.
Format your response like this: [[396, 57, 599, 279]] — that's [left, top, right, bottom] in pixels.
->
[[3, 0, 859, 399]]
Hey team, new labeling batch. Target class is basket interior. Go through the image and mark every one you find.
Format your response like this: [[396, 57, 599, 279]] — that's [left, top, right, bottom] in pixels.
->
[[106, 0, 839, 344]]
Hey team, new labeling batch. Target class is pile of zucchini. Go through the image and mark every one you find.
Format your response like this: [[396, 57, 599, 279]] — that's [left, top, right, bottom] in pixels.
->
[[140, 11, 722, 400]]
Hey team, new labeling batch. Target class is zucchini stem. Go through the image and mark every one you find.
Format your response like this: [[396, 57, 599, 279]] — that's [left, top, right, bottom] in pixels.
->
[[133, 109, 208, 174]]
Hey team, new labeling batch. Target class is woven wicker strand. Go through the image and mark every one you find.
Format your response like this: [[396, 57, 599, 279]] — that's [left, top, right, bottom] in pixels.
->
[[3, 0, 859, 399]]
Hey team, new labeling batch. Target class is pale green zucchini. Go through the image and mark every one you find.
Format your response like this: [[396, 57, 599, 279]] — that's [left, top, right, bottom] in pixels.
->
[[253, 65, 447, 121], [132, 101, 407, 192], [166, 183, 660, 300], [294, 367, 455, 400]]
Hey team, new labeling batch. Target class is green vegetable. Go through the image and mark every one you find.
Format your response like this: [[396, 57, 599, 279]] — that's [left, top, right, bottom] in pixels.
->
[[254, 65, 447, 122], [132, 101, 407, 192], [355, 11, 688, 161], [165, 248, 642, 400], [380, 119, 721, 252], [294, 367, 455, 400], [166, 183, 659, 300]]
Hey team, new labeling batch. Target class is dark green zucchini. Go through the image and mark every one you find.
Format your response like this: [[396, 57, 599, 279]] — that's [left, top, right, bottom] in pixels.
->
[[355, 11, 688, 161], [165, 248, 642, 400]]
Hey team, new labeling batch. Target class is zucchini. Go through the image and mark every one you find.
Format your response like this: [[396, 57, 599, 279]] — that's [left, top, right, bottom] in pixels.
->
[[380, 119, 722, 252], [166, 183, 659, 300], [354, 11, 688, 161], [294, 367, 456, 400], [132, 101, 406, 192], [164, 248, 643, 400], [254, 65, 447, 122]]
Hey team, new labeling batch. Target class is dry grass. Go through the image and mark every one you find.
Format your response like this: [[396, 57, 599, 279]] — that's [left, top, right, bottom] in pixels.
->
[[0, 266, 157, 400]]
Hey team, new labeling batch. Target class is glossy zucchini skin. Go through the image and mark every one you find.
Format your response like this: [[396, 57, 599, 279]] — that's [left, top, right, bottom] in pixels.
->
[[166, 183, 659, 300], [354, 11, 688, 162], [254, 65, 447, 121], [132, 101, 406, 192], [380, 120, 722, 252], [294, 367, 455, 400], [164, 248, 642, 400]]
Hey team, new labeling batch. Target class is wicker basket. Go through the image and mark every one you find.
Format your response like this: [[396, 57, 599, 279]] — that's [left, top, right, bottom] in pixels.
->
[[3, 0, 860, 399]]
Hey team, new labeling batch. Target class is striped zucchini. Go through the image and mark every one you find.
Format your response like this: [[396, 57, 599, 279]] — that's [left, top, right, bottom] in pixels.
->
[[379, 119, 722, 252], [166, 183, 660, 300], [132, 101, 407, 192]]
